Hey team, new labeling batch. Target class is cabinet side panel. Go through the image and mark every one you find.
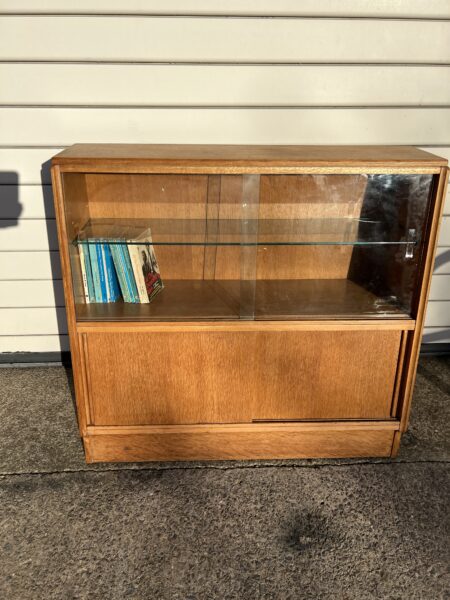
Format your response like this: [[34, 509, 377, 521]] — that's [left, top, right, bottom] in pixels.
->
[[51, 166, 89, 434], [398, 168, 450, 430], [59, 172, 91, 305]]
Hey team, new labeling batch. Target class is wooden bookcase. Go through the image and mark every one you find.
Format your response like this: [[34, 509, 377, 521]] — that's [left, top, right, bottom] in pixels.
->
[[51, 145, 449, 462]]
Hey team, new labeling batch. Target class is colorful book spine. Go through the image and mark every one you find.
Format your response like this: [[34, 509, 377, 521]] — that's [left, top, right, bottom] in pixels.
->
[[103, 243, 121, 302], [78, 243, 90, 303], [80, 233, 161, 304], [83, 243, 96, 303], [128, 245, 149, 303], [100, 243, 111, 301], [96, 242, 107, 302], [88, 242, 102, 303], [120, 244, 140, 303], [126, 228, 163, 304], [109, 242, 131, 303]]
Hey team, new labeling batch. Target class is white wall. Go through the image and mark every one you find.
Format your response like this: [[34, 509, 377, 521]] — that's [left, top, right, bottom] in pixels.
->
[[0, 1, 449, 353]]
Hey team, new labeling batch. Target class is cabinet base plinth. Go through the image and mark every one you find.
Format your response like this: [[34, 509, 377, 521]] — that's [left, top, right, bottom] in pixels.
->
[[83, 424, 396, 463]]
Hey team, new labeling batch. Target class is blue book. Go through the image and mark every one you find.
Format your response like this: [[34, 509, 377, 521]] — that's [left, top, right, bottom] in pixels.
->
[[121, 244, 140, 303], [82, 242, 95, 303], [99, 243, 111, 301], [102, 243, 121, 302], [88, 242, 102, 303], [109, 242, 130, 302], [96, 242, 107, 302]]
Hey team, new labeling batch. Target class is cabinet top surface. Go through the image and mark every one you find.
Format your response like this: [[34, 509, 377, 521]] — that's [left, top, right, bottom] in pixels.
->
[[52, 144, 447, 169]]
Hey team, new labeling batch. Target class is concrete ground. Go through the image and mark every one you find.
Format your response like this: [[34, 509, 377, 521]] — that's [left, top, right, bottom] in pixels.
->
[[0, 356, 449, 599]]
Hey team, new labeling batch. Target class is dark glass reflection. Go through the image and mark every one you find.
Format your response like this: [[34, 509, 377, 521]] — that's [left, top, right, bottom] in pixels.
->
[[348, 174, 433, 317]]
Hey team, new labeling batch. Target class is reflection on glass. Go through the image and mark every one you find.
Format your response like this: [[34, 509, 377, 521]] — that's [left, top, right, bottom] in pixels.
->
[[62, 172, 433, 322]]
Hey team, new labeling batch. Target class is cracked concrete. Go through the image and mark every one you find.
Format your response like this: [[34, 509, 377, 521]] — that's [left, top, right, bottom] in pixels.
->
[[0, 356, 449, 599]]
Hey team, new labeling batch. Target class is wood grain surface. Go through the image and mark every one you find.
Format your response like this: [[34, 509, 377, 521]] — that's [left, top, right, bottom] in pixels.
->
[[84, 428, 395, 462], [83, 328, 401, 425], [53, 144, 447, 170], [49, 146, 448, 461]]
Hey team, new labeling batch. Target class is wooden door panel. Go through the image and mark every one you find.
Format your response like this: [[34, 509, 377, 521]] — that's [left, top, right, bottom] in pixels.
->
[[253, 330, 401, 420], [84, 328, 401, 426], [84, 330, 258, 425]]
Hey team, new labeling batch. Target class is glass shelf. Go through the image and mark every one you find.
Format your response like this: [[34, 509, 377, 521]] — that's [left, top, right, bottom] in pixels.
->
[[73, 218, 417, 248]]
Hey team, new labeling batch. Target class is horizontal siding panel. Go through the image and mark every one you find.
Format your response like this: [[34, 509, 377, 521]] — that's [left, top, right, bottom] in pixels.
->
[[0, 219, 58, 250], [1, 17, 449, 63], [0, 148, 60, 185], [424, 301, 450, 326], [2, 64, 450, 106], [3, 1, 450, 19], [0, 334, 69, 353], [444, 189, 450, 215], [423, 148, 450, 160], [0, 307, 67, 335], [0, 184, 54, 219], [1, 147, 448, 187], [438, 216, 450, 246], [0, 280, 64, 307], [422, 148, 450, 215], [0, 251, 61, 279], [429, 274, 450, 300], [422, 327, 450, 344], [426, 148, 450, 214], [1, 108, 450, 146], [434, 248, 450, 274], [2, 1, 450, 18]]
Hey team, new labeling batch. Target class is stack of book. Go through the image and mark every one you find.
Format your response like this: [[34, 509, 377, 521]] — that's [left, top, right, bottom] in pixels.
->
[[78, 227, 163, 304]]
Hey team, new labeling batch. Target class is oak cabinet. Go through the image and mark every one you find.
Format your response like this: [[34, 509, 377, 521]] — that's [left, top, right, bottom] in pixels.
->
[[51, 145, 449, 462]]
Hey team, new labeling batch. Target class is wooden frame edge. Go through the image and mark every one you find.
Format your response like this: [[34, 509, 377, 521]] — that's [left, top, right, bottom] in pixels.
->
[[390, 331, 408, 417], [83, 427, 396, 463], [78, 333, 94, 426], [51, 164, 88, 436], [399, 167, 450, 432], [56, 164, 442, 176], [86, 421, 400, 436], [390, 431, 403, 458], [76, 319, 415, 334]]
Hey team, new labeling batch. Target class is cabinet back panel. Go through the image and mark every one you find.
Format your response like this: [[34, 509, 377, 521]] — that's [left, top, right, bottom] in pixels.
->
[[259, 175, 368, 219], [215, 174, 368, 280], [214, 245, 358, 280], [86, 173, 208, 279], [85, 173, 208, 219]]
